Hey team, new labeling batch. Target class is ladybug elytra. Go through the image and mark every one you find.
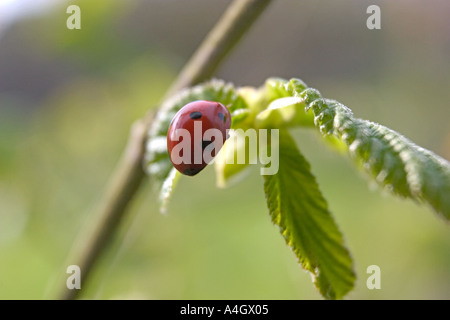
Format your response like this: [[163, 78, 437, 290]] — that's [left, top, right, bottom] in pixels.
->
[[167, 100, 231, 176]]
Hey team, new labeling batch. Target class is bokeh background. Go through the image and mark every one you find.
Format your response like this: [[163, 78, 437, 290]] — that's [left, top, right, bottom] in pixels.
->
[[0, 0, 449, 299]]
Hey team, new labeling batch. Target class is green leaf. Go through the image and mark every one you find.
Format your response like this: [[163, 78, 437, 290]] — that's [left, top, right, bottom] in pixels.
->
[[214, 129, 255, 188], [230, 108, 251, 129], [254, 97, 313, 129], [263, 130, 355, 299], [294, 89, 450, 220], [265, 77, 450, 220]]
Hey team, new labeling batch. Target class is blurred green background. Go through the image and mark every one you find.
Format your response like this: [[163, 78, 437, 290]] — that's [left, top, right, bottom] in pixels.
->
[[0, 0, 449, 299]]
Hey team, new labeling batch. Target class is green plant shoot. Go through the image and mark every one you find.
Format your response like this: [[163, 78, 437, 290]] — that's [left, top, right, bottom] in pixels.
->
[[144, 77, 450, 299]]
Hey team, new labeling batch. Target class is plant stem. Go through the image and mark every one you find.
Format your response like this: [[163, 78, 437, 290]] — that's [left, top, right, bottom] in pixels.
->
[[58, 0, 273, 300], [163, 0, 273, 100]]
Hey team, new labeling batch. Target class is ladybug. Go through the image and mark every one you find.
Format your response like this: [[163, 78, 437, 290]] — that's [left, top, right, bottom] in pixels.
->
[[167, 100, 231, 176]]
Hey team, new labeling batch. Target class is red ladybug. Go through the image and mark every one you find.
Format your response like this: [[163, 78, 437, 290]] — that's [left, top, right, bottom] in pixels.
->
[[167, 100, 231, 176]]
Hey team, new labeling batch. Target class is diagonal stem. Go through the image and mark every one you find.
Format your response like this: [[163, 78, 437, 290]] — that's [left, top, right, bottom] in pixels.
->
[[57, 0, 273, 300]]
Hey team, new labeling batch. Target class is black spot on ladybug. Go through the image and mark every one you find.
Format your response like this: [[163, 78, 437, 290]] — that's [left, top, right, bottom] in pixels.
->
[[202, 140, 213, 149], [189, 111, 202, 120], [218, 112, 226, 123], [183, 167, 202, 176]]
